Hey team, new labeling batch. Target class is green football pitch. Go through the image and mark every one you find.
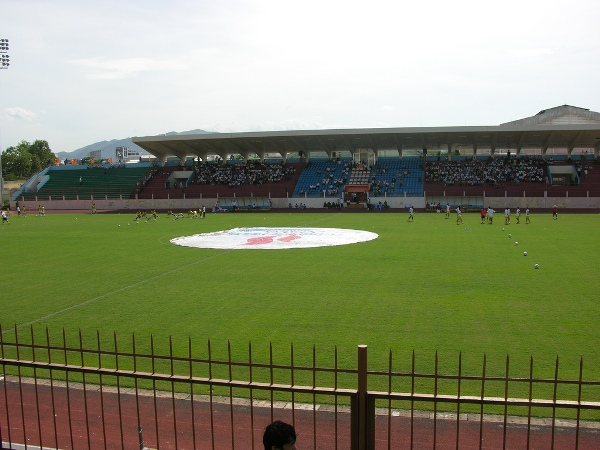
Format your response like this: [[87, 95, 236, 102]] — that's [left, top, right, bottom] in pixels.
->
[[1, 210, 599, 386]]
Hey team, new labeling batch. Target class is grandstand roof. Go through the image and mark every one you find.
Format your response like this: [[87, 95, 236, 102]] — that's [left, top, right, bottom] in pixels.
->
[[132, 106, 600, 161]]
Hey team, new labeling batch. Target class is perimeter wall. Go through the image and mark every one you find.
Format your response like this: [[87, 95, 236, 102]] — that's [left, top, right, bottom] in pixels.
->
[[9, 194, 600, 211]]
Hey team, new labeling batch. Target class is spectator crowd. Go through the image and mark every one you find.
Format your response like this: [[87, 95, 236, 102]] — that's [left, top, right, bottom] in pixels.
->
[[425, 157, 545, 187], [298, 158, 351, 197], [194, 161, 296, 187]]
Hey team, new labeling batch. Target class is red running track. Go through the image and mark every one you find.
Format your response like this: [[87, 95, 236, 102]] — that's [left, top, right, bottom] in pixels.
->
[[1, 379, 599, 449]]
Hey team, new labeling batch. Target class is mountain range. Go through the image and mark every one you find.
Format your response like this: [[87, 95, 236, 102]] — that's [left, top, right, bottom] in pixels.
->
[[55, 129, 210, 161]]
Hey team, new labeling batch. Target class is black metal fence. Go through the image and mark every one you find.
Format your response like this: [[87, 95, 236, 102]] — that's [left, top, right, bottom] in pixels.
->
[[1, 326, 599, 449]]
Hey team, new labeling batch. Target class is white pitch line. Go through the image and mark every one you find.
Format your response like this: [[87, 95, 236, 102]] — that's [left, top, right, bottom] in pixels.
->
[[5, 218, 343, 335], [4, 250, 232, 335]]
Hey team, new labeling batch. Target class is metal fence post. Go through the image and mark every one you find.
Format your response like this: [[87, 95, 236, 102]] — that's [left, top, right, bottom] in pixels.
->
[[356, 344, 375, 450]]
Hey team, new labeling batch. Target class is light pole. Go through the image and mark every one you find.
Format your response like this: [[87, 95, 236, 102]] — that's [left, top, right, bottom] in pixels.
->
[[0, 38, 8, 206]]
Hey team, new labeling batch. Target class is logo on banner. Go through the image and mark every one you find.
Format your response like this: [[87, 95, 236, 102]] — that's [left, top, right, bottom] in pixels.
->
[[171, 227, 378, 250]]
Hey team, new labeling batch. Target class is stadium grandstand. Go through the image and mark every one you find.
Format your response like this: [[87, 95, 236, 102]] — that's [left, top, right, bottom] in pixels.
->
[[9, 105, 600, 211], [15, 164, 153, 202]]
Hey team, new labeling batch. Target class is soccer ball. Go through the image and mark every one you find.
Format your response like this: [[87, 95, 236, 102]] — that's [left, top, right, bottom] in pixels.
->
[[515, 242, 518, 246], [523, 252, 527, 256], [534, 264, 539, 269], [118, 224, 121, 227]]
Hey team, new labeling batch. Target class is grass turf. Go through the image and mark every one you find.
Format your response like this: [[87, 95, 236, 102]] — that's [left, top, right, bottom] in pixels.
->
[[1, 210, 599, 409]]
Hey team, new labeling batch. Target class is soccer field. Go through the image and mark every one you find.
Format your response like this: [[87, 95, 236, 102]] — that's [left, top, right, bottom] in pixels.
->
[[1, 210, 599, 384]]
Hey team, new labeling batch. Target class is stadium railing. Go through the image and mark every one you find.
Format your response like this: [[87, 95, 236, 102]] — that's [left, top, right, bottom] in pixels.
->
[[1, 326, 599, 449]]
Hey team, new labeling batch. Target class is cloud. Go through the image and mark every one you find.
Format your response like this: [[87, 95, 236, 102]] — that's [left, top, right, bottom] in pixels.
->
[[69, 57, 189, 80], [380, 106, 394, 111], [4, 107, 37, 121]]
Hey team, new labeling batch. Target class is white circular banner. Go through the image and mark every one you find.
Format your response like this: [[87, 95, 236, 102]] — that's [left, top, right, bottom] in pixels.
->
[[171, 227, 378, 250]]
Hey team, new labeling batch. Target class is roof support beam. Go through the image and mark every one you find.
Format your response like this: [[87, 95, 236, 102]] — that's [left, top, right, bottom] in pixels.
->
[[489, 132, 498, 156], [341, 136, 356, 154], [516, 131, 527, 157], [541, 130, 555, 158], [198, 140, 226, 162], [315, 136, 335, 159], [568, 130, 584, 152], [289, 137, 310, 160]]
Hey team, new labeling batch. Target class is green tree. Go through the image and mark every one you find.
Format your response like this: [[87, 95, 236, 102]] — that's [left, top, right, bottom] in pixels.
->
[[29, 139, 55, 172], [1, 139, 56, 179], [2, 143, 32, 177]]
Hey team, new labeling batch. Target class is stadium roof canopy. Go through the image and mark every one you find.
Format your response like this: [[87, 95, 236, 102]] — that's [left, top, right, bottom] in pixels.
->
[[132, 105, 600, 162]]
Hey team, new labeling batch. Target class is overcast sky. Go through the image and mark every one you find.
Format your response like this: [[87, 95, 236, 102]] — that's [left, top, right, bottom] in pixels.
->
[[1, 0, 599, 153]]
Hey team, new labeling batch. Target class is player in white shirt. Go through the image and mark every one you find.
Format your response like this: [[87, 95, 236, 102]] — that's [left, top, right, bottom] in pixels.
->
[[456, 207, 463, 224], [504, 208, 511, 225]]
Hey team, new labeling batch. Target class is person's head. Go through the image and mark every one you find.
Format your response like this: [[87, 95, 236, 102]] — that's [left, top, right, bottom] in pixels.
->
[[263, 420, 297, 450]]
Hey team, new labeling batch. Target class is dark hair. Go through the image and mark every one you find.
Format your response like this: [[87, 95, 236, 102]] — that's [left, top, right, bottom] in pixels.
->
[[263, 420, 296, 449]]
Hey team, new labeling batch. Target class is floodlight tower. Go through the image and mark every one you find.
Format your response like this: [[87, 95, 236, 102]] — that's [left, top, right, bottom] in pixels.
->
[[0, 38, 8, 205], [0, 39, 8, 69]]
